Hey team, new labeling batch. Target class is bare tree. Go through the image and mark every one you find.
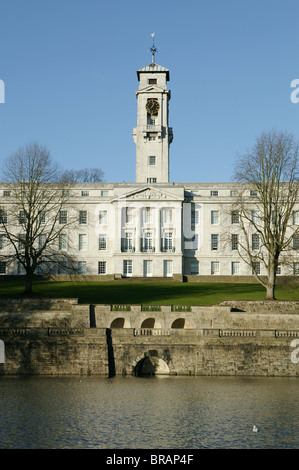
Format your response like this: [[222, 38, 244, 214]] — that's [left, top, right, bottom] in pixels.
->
[[61, 167, 104, 183], [232, 130, 299, 299], [0, 142, 77, 294]]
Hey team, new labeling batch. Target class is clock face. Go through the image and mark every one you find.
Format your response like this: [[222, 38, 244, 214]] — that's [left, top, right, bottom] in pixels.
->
[[146, 98, 160, 115]]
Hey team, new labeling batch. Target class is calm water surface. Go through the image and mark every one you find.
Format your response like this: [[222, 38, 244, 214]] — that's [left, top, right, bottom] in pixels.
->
[[0, 375, 298, 449]]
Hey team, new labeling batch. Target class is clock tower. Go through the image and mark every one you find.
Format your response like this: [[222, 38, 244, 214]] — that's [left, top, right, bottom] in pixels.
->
[[133, 35, 173, 183]]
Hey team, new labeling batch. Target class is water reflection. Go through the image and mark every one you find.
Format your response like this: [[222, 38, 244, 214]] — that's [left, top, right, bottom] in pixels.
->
[[0, 376, 298, 449]]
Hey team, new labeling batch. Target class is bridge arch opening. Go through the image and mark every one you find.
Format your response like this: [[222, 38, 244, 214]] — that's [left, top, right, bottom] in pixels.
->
[[171, 318, 185, 329], [141, 318, 155, 328], [135, 354, 170, 376], [110, 317, 125, 328]]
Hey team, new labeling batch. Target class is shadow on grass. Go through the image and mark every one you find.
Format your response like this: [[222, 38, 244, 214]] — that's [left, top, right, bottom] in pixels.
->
[[0, 279, 297, 305]]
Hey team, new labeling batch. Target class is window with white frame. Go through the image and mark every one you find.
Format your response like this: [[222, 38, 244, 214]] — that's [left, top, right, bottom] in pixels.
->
[[252, 261, 260, 275], [0, 210, 7, 224], [276, 264, 281, 275], [81, 190, 89, 197], [147, 177, 157, 183], [79, 234, 87, 251], [251, 211, 260, 223], [210, 190, 218, 196], [38, 233, 47, 249], [163, 208, 173, 224], [59, 210, 67, 225], [39, 211, 46, 225], [124, 232, 133, 251], [211, 234, 219, 250], [231, 261, 240, 275], [58, 261, 68, 275], [79, 210, 87, 224], [231, 234, 238, 250], [144, 207, 153, 224], [99, 234, 107, 250], [211, 261, 220, 275], [164, 260, 173, 277], [99, 210, 107, 225], [78, 261, 87, 274], [143, 232, 153, 251], [3, 190, 11, 197], [252, 234, 260, 250], [144, 260, 153, 277], [101, 190, 109, 197], [19, 210, 27, 225], [163, 232, 173, 251], [231, 211, 239, 224], [18, 234, 26, 249], [18, 262, 26, 275], [293, 211, 299, 225], [98, 261, 106, 274], [293, 234, 299, 250], [123, 260, 133, 277], [58, 234, 67, 251], [211, 210, 219, 225], [250, 190, 258, 197], [125, 207, 134, 223], [293, 262, 299, 275]]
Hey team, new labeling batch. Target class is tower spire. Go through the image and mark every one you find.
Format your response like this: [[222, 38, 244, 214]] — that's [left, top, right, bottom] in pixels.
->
[[150, 33, 157, 64]]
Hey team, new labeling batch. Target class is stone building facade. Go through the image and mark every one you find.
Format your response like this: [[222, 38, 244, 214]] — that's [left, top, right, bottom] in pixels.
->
[[0, 55, 299, 280]]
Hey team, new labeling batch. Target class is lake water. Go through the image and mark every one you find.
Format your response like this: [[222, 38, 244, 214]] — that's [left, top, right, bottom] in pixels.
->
[[0, 375, 298, 449]]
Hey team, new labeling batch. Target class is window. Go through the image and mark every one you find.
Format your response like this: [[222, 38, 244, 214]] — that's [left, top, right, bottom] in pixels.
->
[[124, 232, 133, 251], [211, 211, 219, 225], [18, 262, 26, 275], [81, 190, 89, 197], [293, 262, 299, 275], [163, 232, 173, 252], [79, 234, 87, 251], [210, 190, 218, 196], [147, 135, 156, 141], [125, 207, 133, 223], [231, 234, 238, 250], [19, 210, 27, 225], [99, 234, 107, 250], [0, 234, 3, 249], [78, 261, 87, 274], [251, 211, 260, 223], [101, 190, 109, 197], [250, 190, 258, 197], [143, 232, 153, 252], [144, 207, 152, 224], [211, 234, 219, 251], [147, 115, 156, 125], [163, 208, 173, 224], [164, 260, 173, 277], [79, 210, 87, 224], [3, 190, 11, 197], [148, 78, 157, 85], [293, 211, 299, 225], [148, 156, 156, 166], [191, 208, 199, 228], [0, 262, 6, 274], [211, 261, 220, 275], [18, 234, 26, 249], [58, 261, 68, 275], [231, 211, 239, 224], [231, 262, 240, 275], [59, 210, 67, 225], [123, 260, 132, 277], [252, 261, 260, 275], [0, 210, 7, 224], [230, 190, 238, 197], [190, 261, 199, 275], [252, 234, 260, 250], [293, 235, 299, 250], [147, 177, 157, 183], [99, 210, 107, 224], [38, 234, 47, 249], [98, 261, 106, 275], [144, 260, 153, 277], [39, 211, 45, 225], [276, 265, 281, 275], [58, 234, 67, 251]]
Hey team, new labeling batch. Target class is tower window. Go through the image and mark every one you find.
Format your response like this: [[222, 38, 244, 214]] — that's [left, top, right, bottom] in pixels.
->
[[148, 156, 156, 166], [148, 78, 157, 84], [147, 178, 157, 183]]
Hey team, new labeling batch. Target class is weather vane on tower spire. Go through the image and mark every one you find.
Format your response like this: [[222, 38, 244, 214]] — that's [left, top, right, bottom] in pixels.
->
[[150, 33, 157, 64]]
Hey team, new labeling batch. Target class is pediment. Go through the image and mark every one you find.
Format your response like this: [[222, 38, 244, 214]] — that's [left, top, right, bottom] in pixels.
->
[[136, 84, 166, 94], [113, 186, 183, 202]]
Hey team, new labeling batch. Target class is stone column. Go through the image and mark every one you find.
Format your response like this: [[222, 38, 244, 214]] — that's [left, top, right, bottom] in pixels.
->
[[155, 207, 161, 253]]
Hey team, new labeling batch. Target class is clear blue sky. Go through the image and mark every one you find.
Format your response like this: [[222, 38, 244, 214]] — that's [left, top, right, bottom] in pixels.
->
[[0, 0, 299, 183]]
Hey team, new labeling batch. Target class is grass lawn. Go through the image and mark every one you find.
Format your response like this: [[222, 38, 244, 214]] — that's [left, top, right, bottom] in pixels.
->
[[0, 280, 298, 305]]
